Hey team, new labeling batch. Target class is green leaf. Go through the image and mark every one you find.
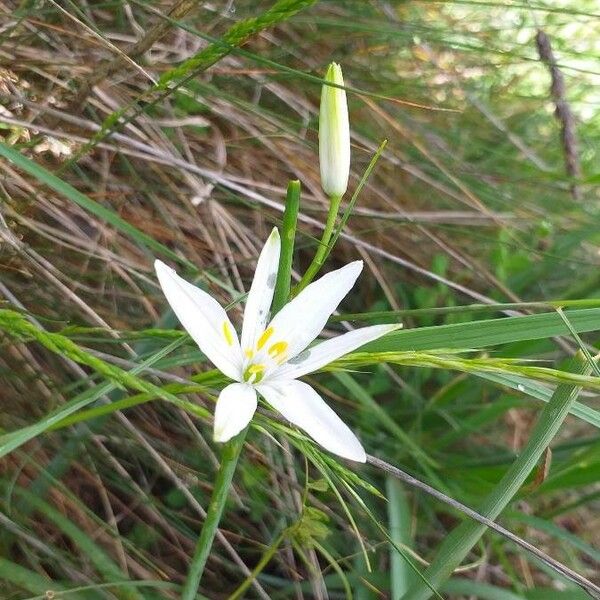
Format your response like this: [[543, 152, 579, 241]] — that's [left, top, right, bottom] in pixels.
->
[[363, 308, 600, 352], [387, 478, 417, 598], [476, 371, 600, 429], [443, 579, 525, 600]]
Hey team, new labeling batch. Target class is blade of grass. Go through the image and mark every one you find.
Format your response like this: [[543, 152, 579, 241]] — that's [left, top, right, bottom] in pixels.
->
[[0, 558, 74, 598], [0, 335, 185, 458], [334, 298, 600, 321], [368, 452, 600, 599], [2, 484, 143, 600], [362, 308, 600, 352], [442, 579, 525, 600], [21, 580, 192, 600], [505, 512, 600, 564], [477, 370, 600, 428], [399, 352, 599, 600], [65, 0, 319, 165], [387, 477, 417, 598], [334, 371, 439, 470]]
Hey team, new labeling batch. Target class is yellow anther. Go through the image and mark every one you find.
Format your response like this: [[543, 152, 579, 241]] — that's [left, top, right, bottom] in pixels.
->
[[222, 321, 234, 346], [257, 327, 274, 350], [268, 341, 288, 359], [248, 364, 265, 375], [244, 348, 254, 359]]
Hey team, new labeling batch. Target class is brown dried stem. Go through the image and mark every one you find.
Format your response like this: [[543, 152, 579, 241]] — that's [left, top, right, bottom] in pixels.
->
[[535, 29, 581, 200]]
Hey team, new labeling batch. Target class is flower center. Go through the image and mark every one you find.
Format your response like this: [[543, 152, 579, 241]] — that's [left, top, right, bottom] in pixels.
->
[[241, 327, 290, 383], [243, 363, 266, 384]]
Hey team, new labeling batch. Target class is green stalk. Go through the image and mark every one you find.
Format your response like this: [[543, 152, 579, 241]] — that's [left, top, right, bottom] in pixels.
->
[[181, 181, 300, 598], [181, 428, 246, 600], [294, 193, 342, 295], [401, 352, 593, 600], [272, 180, 300, 312]]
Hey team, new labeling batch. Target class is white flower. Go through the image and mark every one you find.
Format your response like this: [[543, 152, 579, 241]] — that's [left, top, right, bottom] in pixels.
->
[[319, 62, 350, 198], [155, 228, 400, 462]]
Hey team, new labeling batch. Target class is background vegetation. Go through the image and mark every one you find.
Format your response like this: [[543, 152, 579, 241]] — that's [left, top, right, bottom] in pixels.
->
[[0, 1, 599, 598]]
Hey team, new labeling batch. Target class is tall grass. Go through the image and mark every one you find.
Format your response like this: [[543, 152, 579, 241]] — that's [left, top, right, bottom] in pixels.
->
[[0, 1, 598, 598]]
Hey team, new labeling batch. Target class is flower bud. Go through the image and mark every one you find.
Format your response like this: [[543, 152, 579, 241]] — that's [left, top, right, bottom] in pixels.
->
[[319, 62, 350, 197]]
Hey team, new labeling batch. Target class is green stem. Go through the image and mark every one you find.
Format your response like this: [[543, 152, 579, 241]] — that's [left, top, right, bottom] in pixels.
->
[[181, 181, 301, 598], [294, 193, 342, 295], [181, 427, 247, 600], [272, 180, 300, 313]]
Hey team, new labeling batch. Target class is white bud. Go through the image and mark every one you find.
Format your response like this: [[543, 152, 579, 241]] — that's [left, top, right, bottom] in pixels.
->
[[319, 62, 350, 198]]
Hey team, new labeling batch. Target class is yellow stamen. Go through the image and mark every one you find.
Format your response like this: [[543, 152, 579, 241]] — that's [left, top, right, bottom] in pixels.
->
[[244, 348, 254, 359], [268, 341, 288, 359], [257, 327, 274, 350], [222, 321, 234, 346], [248, 364, 265, 375]]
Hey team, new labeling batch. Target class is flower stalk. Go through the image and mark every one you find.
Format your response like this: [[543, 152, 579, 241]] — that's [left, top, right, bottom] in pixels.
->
[[180, 426, 246, 600]]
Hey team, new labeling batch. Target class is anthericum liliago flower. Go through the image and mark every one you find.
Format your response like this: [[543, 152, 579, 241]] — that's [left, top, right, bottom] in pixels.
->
[[155, 228, 400, 462]]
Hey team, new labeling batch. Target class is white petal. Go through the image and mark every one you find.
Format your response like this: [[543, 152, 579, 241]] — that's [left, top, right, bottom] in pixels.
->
[[155, 260, 242, 380], [260, 261, 363, 366], [257, 380, 366, 462], [240, 228, 281, 358], [275, 324, 402, 380], [213, 383, 257, 442]]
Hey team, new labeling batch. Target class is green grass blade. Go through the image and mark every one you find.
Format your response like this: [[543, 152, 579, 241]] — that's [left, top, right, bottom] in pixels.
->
[[505, 512, 600, 564], [387, 477, 416, 598], [475, 371, 600, 428], [363, 308, 600, 352], [0, 558, 75, 597], [442, 579, 525, 600], [334, 371, 438, 469], [401, 352, 592, 600], [1, 485, 143, 600]]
